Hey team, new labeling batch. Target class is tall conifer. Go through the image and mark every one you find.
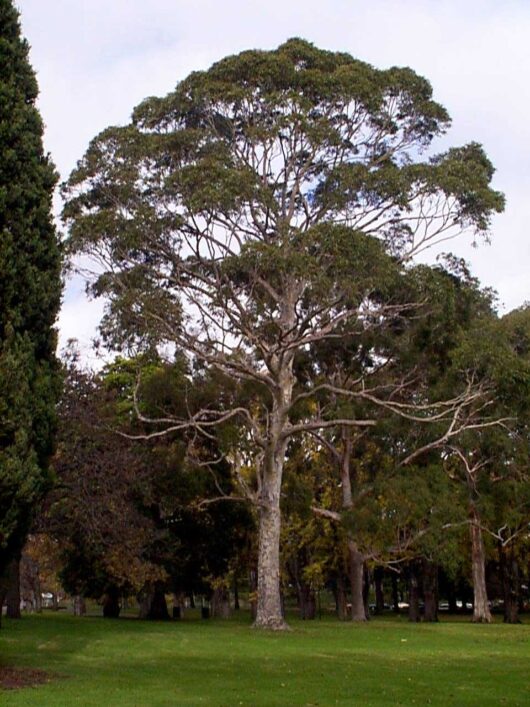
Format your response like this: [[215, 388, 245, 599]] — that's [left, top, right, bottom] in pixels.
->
[[0, 0, 61, 607]]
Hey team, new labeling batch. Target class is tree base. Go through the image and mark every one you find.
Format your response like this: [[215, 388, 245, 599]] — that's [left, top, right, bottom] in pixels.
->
[[252, 616, 291, 631], [472, 614, 492, 623], [351, 614, 368, 622]]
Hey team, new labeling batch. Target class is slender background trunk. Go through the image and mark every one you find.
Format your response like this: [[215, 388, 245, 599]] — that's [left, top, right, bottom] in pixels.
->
[[249, 568, 257, 620], [340, 429, 367, 622], [348, 541, 366, 621], [374, 567, 385, 614], [73, 595, 86, 616], [335, 575, 348, 620], [103, 588, 121, 618], [408, 562, 421, 622], [5, 558, 21, 619], [499, 543, 520, 624], [391, 573, 400, 613], [422, 559, 438, 622], [211, 585, 231, 619], [470, 509, 492, 623]]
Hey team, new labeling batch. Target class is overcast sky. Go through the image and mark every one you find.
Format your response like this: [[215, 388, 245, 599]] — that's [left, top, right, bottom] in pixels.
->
[[15, 0, 530, 362]]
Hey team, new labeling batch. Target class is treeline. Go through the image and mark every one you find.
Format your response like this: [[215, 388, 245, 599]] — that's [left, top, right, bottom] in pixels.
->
[[7, 287, 530, 625]]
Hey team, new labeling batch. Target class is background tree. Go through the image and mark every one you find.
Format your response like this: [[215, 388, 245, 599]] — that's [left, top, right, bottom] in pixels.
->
[[0, 0, 61, 621], [493, 306, 530, 623], [46, 355, 165, 618], [62, 39, 503, 629], [446, 306, 530, 623], [304, 261, 497, 621], [44, 352, 254, 619], [108, 355, 255, 617], [398, 292, 530, 622]]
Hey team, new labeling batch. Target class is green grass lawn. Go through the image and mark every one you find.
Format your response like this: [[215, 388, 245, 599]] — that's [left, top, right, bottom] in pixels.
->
[[0, 611, 528, 705]]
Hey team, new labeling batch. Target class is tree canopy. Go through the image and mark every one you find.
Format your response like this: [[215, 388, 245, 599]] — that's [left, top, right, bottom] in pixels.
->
[[62, 39, 504, 629]]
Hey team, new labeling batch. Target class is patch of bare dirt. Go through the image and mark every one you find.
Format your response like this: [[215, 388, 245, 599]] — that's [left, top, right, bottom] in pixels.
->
[[0, 666, 53, 690]]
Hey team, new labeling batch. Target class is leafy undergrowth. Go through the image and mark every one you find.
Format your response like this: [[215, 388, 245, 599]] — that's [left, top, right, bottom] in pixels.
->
[[0, 611, 528, 705]]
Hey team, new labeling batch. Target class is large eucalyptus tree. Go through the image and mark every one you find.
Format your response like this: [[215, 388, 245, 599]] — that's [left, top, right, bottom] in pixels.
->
[[62, 39, 503, 629]]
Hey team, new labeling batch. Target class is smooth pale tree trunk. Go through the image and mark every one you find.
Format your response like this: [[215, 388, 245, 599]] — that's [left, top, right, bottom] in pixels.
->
[[422, 559, 438, 622], [6, 558, 21, 619], [73, 595, 86, 616], [408, 563, 421, 622], [254, 498, 286, 629], [0, 591, 5, 628], [249, 568, 257, 620], [254, 291, 302, 631], [340, 428, 367, 622], [347, 541, 367, 621], [254, 361, 292, 630], [138, 587, 152, 619], [363, 566, 371, 620], [470, 509, 492, 623]]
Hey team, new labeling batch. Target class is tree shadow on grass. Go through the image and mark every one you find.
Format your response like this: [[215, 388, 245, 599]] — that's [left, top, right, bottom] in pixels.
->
[[0, 666, 56, 690]]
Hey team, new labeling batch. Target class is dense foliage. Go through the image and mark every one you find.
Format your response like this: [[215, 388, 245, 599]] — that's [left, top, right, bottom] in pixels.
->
[[0, 0, 61, 602]]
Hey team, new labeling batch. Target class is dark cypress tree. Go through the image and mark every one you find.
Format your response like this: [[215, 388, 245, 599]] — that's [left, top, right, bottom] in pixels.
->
[[0, 0, 62, 619]]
